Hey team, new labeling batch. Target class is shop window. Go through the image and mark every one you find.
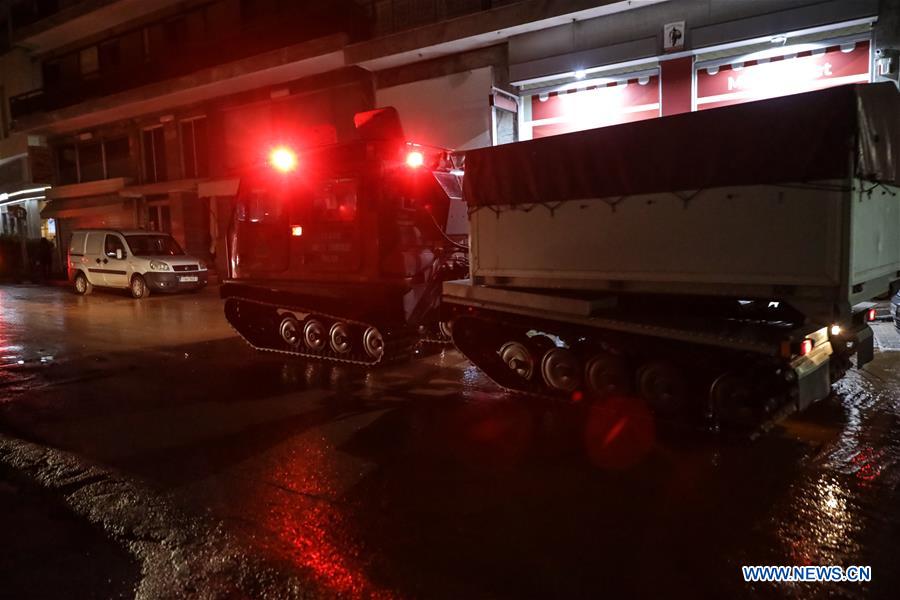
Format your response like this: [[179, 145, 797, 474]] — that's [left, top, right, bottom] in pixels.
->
[[180, 117, 208, 178], [148, 204, 171, 233], [56, 143, 78, 184], [104, 136, 131, 179], [78, 141, 103, 181], [142, 126, 167, 183]]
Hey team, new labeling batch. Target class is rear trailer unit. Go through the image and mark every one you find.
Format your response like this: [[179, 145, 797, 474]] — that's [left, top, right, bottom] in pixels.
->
[[444, 84, 900, 425]]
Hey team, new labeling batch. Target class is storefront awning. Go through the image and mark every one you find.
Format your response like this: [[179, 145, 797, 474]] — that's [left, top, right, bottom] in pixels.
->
[[197, 178, 240, 197], [119, 179, 202, 198], [41, 195, 132, 219]]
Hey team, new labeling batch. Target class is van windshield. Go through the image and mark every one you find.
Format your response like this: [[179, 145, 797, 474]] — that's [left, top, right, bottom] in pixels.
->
[[125, 234, 185, 256]]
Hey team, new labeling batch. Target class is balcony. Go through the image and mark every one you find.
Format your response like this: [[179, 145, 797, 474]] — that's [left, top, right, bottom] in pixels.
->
[[9, 3, 369, 122], [9, 0, 187, 54]]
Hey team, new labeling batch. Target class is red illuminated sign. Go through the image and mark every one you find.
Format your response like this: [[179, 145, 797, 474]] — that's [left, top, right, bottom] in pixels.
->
[[527, 74, 660, 139], [696, 40, 870, 110]]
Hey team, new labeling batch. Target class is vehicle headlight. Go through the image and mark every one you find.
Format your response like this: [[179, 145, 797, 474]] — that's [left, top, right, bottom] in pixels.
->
[[198, 259, 208, 271], [149, 260, 171, 271]]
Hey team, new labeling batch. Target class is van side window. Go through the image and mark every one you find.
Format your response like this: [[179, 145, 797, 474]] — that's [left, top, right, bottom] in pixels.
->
[[105, 235, 126, 259]]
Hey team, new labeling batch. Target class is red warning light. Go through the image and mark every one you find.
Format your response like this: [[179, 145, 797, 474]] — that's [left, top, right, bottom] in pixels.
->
[[270, 147, 298, 172], [799, 339, 813, 356], [405, 150, 425, 168], [867, 308, 877, 322]]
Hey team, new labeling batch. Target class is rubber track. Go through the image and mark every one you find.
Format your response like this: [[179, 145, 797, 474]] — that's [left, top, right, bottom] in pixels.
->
[[224, 296, 415, 366]]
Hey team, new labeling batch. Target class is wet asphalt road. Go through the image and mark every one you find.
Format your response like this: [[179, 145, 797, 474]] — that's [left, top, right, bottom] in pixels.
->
[[0, 284, 899, 599]]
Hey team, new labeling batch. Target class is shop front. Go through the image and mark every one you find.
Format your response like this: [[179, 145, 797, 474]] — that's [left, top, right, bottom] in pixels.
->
[[520, 71, 660, 140], [695, 38, 871, 111], [509, 6, 880, 143]]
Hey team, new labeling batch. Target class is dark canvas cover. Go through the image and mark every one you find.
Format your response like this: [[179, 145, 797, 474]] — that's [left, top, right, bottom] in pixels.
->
[[463, 83, 900, 207]]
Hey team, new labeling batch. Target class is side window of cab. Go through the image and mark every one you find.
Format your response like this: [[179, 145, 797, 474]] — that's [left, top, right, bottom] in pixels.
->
[[105, 234, 126, 260]]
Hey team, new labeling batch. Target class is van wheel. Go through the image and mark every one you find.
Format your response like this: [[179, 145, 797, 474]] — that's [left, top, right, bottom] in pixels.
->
[[130, 274, 149, 299], [74, 272, 92, 295]]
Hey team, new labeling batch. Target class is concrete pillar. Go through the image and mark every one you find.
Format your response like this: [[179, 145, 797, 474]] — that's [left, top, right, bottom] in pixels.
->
[[660, 56, 693, 116], [24, 198, 41, 239], [874, 0, 900, 87]]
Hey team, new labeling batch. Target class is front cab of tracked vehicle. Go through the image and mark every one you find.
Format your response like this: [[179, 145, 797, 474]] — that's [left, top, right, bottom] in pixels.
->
[[220, 108, 468, 364]]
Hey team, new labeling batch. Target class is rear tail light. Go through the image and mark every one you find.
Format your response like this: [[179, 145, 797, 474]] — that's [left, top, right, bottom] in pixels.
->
[[781, 338, 815, 359], [799, 339, 813, 356], [405, 150, 425, 168], [269, 146, 298, 172], [867, 308, 877, 322]]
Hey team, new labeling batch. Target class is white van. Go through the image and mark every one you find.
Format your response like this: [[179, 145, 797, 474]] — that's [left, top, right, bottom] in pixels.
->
[[68, 229, 208, 299]]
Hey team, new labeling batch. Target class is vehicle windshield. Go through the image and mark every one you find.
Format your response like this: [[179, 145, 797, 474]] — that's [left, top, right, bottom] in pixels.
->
[[125, 234, 185, 256]]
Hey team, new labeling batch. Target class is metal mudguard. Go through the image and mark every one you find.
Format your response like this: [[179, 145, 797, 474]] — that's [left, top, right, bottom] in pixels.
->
[[855, 325, 875, 368]]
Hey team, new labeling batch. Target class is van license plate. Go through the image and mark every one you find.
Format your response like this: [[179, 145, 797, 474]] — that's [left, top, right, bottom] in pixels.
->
[[179, 276, 199, 283]]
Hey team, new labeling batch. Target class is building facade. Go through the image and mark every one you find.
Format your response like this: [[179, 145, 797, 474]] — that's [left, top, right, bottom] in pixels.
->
[[1, 0, 898, 277]]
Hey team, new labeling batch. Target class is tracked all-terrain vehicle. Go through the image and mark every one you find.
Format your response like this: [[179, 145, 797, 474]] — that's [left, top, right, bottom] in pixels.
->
[[443, 84, 900, 425], [221, 108, 468, 365]]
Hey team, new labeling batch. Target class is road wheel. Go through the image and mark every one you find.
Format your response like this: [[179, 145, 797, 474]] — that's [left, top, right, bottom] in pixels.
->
[[74, 272, 92, 295], [540, 348, 581, 393], [637, 361, 687, 415], [279, 316, 302, 348], [130, 274, 149, 299], [709, 372, 755, 427], [585, 353, 632, 397]]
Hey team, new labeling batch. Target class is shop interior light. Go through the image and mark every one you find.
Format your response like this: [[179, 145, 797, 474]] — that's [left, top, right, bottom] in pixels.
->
[[291, 225, 303, 237], [574, 69, 587, 79], [269, 147, 298, 172]]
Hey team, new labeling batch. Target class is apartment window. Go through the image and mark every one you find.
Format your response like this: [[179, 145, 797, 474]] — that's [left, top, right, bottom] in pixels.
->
[[56, 143, 78, 184], [98, 39, 121, 73], [78, 140, 104, 181], [0, 17, 10, 54], [163, 17, 187, 48], [0, 85, 8, 139], [142, 126, 167, 183], [104, 136, 131, 178], [148, 204, 171, 233], [43, 60, 62, 89], [79, 46, 99, 76], [240, 0, 271, 24], [180, 117, 208, 178]]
